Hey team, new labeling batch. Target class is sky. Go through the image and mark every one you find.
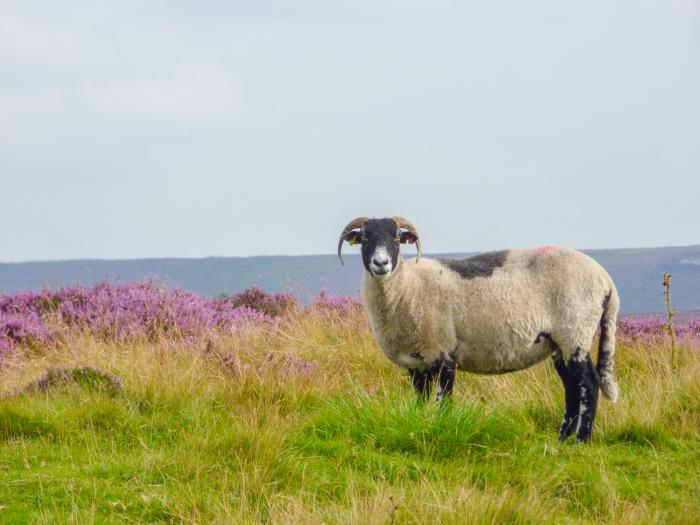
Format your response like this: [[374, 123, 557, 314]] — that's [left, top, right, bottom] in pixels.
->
[[1, 1, 699, 262]]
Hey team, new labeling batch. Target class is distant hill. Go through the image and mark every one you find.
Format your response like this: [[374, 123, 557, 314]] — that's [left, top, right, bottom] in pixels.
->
[[1, 245, 699, 314], [583, 245, 700, 315]]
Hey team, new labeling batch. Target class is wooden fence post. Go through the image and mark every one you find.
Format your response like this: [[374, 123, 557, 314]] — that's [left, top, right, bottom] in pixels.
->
[[662, 272, 677, 367]]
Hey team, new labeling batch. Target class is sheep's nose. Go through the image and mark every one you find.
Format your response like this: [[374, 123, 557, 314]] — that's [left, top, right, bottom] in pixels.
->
[[373, 256, 389, 268]]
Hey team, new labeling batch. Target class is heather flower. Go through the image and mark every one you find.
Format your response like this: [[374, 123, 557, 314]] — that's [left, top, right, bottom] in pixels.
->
[[311, 290, 363, 315], [0, 281, 275, 359], [218, 287, 298, 318], [0, 310, 55, 357], [308, 291, 367, 329], [616, 314, 700, 344]]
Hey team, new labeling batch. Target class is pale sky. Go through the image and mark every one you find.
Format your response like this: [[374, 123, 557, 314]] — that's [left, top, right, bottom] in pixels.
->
[[2, 1, 699, 262]]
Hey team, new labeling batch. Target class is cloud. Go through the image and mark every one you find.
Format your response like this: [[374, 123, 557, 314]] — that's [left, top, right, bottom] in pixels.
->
[[82, 67, 240, 120]]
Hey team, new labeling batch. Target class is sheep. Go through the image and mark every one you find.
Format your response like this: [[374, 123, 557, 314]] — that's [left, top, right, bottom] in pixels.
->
[[337, 216, 620, 443]]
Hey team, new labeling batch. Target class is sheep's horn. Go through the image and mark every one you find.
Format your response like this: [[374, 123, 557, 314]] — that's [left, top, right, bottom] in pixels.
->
[[393, 216, 421, 262], [337, 216, 369, 265]]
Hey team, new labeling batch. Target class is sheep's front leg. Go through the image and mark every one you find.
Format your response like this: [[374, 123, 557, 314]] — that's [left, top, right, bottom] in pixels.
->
[[436, 359, 455, 403], [409, 368, 433, 402]]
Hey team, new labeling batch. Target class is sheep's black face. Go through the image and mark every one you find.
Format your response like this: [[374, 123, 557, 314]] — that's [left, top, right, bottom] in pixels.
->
[[343, 218, 418, 279]]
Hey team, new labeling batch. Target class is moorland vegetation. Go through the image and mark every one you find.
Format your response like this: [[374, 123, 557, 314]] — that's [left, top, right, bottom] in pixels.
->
[[1, 283, 698, 523]]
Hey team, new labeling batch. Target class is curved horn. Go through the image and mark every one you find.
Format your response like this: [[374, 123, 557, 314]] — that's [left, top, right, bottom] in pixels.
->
[[393, 216, 421, 262], [337, 216, 369, 265]]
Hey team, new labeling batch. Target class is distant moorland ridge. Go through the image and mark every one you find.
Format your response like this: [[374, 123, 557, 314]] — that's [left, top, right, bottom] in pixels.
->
[[1, 244, 699, 314]]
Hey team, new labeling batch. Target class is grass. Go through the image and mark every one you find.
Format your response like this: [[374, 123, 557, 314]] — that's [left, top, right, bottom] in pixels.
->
[[1, 310, 699, 524]]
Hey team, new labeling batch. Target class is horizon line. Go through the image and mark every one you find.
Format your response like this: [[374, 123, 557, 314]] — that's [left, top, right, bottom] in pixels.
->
[[2, 241, 699, 265]]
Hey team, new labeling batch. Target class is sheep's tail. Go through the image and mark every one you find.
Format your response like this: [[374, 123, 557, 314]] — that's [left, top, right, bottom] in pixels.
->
[[597, 285, 620, 402]]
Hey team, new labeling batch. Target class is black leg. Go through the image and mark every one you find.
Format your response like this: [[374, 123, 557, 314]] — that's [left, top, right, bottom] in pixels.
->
[[436, 359, 455, 403], [556, 352, 600, 443], [554, 357, 580, 441], [574, 354, 600, 443], [409, 369, 432, 402]]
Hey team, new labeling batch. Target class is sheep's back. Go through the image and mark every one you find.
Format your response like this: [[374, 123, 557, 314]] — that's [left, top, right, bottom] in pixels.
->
[[443, 247, 614, 356]]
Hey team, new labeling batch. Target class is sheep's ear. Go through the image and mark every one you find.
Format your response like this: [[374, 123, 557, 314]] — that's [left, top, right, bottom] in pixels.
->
[[343, 231, 363, 246], [400, 231, 418, 245]]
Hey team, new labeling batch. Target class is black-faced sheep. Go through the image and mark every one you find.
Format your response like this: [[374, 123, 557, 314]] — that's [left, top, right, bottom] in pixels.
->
[[338, 216, 620, 443]]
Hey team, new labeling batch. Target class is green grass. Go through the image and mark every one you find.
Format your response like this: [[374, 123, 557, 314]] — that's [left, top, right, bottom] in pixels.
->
[[1, 317, 699, 524]]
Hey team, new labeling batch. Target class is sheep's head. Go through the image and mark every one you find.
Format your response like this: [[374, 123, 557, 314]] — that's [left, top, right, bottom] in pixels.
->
[[337, 216, 421, 278]]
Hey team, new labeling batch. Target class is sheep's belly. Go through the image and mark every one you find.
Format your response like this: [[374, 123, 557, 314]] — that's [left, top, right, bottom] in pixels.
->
[[394, 352, 425, 369], [454, 339, 555, 374]]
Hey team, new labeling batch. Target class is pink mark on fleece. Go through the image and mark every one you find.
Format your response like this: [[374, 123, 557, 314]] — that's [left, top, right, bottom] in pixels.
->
[[535, 245, 558, 252]]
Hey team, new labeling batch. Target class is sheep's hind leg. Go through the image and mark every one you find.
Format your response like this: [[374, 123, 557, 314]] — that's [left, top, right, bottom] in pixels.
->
[[553, 356, 580, 441], [409, 369, 433, 402], [556, 351, 600, 443], [573, 353, 600, 443]]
